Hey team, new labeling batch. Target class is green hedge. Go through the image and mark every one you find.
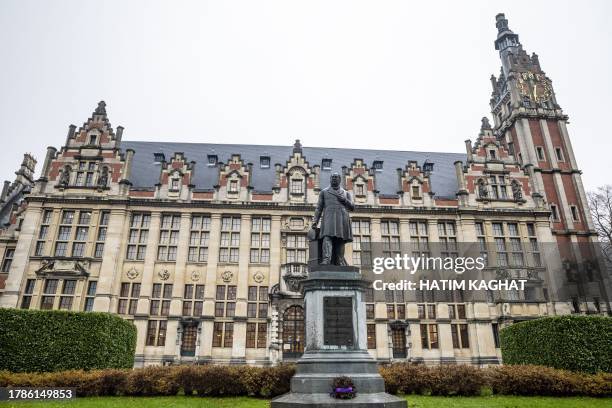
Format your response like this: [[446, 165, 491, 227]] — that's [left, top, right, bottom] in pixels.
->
[[0, 309, 136, 372], [500, 315, 612, 373]]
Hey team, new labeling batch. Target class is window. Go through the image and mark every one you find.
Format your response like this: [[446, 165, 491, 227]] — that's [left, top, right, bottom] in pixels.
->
[[409, 221, 429, 256], [321, 158, 332, 170], [492, 323, 500, 348], [536, 146, 545, 161], [153, 152, 165, 162], [420, 324, 439, 349], [247, 286, 269, 318], [367, 324, 377, 349], [411, 185, 421, 199], [57, 279, 76, 310], [475, 222, 489, 266], [150, 283, 172, 316], [438, 222, 458, 258], [489, 175, 507, 199], [157, 214, 180, 261], [492, 223, 508, 267], [246, 322, 267, 348], [351, 219, 371, 266], [212, 322, 234, 347], [570, 205, 580, 222], [75, 161, 96, 187], [84, 281, 97, 311], [35, 209, 53, 256], [260, 156, 270, 169], [207, 155, 217, 166], [555, 147, 564, 161], [89, 134, 97, 145], [417, 303, 436, 320], [381, 220, 400, 258], [54, 210, 92, 257], [373, 160, 383, 171], [117, 282, 140, 315], [182, 284, 204, 316], [1, 248, 15, 272], [489, 149, 497, 159], [145, 320, 167, 346], [290, 178, 303, 194], [219, 216, 241, 263], [451, 324, 470, 348], [550, 204, 559, 221], [386, 290, 405, 320], [286, 234, 307, 264], [228, 179, 239, 193], [365, 287, 375, 319], [20, 279, 36, 309], [171, 178, 180, 191], [527, 223, 542, 267], [187, 215, 211, 263], [94, 211, 109, 258], [40, 279, 59, 310], [126, 213, 150, 260], [215, 285, 237, 317], [355, 183, 365, 196], [507, 142, 514, 156], [250, 217, 271, 263]]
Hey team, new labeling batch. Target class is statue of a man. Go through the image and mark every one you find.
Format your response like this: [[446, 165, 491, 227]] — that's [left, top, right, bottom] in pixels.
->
[[311, 172, 354, 265]]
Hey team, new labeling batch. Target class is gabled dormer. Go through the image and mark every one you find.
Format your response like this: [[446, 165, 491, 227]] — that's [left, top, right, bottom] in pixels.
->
[[155, 152, 195, 200], [218, 154, 251, 201], [345, 159, 375, 205], [397, 160, 434, 207], [276, 140, 315, 203]]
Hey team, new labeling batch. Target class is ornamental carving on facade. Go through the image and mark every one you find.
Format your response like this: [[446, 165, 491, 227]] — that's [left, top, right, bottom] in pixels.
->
[[158, 269, 170, 281], [221, 270, 233, 283], [191, 270, 201, 282], [253, 271, 265, 283], [126, 267, 139, 280]]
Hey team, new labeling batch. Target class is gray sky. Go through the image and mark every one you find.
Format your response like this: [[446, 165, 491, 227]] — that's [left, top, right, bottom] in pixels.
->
[[0, 0, 610, 191]]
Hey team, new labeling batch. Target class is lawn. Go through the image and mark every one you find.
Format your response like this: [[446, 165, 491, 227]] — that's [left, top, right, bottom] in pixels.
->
[[2, 396, 611, 408]]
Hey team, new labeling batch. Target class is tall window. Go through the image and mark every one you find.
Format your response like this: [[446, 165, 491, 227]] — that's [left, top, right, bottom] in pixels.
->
[[247, 286, 268, 319], [489, 175, 507, 199], [381, 220, 400, 258], [54, 210, 91, 257], [146, 320, 167, 346], [126, 213, 150, 260], [84, 281, 97, 311], [20, 279, 36, 309], [188, 215, 211, 262], [450, 324, 470, 349], [75, 161, 96, 187], [157, 214, 180, 261], [250, 217, 271, 263], [290, 179, 303, 194], [246, 322, 267, 348], [438, 222, 458, 258], [215, 285, 237, 317], [40, 279, 59, 310], [367, 324, 377, 349], [94, 211, 109, 258], [150, 283, 172, 316], [182, 284, 204, 316], [212, 322, 234, 347], [72, 211, 91, 257], [475, 222, 488, 265], [352, 219, 371, 266], [57, 279, 76, 310], [420, 323, 439, 349], [492, 222, 508, 267], [117, 282, 140, 315], [35, 209, 53, 256], [410, 221, 429, 256], [527, 223, 541, 267], [365, 287, 375, 320], [1, 248, 15, 272], [492, 323, 500, 348], [219, 216, 241, 263], [508, 223, 524, 266], [286, 235, 307, 263]]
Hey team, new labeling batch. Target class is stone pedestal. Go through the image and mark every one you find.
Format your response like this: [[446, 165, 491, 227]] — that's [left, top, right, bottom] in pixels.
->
[[271, 266, 406, 408]]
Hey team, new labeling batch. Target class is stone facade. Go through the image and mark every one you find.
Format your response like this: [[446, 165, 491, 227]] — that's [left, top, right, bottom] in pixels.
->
[[0, 14, 609, 368]]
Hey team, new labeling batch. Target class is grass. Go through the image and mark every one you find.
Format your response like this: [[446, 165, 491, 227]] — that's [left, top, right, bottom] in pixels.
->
[[2, 396, 612, 408]]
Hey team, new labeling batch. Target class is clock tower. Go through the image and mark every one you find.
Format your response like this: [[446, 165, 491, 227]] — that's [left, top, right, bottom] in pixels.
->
[[489, 13, 610, 308]]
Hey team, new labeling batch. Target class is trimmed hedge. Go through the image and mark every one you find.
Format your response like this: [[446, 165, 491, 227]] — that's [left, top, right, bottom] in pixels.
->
[[500, 315, 612, 373], [0, 364, 609, 398], [0, 309, 136, 372]]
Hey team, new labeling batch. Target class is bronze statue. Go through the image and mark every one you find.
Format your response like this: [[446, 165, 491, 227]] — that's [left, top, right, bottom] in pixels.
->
[[311, 172, 354, 265]]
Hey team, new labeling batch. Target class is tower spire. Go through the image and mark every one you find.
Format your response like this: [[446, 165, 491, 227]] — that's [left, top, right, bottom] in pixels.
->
[[494, 13, 521, 53]]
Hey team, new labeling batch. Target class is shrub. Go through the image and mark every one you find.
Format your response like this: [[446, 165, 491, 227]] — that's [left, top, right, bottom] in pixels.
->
[[380, 364, 486, 396], [0, 309, 136, 373], [500, 315, 612, 373], [122, 366, 180, 396]]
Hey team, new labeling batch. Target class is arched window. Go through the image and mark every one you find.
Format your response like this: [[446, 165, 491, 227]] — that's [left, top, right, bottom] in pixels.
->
[[282, 305, 304, 359]]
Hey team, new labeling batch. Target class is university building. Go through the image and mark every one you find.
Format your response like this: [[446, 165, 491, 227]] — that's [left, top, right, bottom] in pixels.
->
[[0, 14, 609, 367]]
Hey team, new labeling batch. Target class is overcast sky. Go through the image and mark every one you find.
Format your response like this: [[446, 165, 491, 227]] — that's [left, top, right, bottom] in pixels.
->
[[0, 0, 610, 191]]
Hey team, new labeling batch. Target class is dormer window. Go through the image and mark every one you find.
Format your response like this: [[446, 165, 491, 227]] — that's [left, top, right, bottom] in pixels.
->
[[229, 179, 239, 193], [171, 179, 180, 191], [322, 158, 332, 170], [489, 150, 497, 159], [89, 135, 98, 145], [260, 156, 270, 169], [208, 155, 218, 166], [373, 160, 383, 171], [154, 152, 165, 163], [355, 184, 365, 196], [290, 179, 303, 194], [422, 160, 434, 173], [412, 186, 421, 199]]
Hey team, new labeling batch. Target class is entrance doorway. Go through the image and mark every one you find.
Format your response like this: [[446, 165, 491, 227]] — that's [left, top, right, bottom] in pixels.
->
[[282, 305, 304, 359], [391, 325, 407, 359], [180, 322, 198, 357]]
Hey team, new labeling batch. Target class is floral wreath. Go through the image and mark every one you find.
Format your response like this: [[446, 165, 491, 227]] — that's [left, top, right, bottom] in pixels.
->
[[330, 376, 356, 399]]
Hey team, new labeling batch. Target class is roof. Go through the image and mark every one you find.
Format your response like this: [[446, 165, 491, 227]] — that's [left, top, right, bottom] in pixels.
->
[[121, 141, 465, 199]]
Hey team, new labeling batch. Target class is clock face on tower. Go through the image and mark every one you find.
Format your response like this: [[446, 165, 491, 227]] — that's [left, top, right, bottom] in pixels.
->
[[517, 71, 553, 104]]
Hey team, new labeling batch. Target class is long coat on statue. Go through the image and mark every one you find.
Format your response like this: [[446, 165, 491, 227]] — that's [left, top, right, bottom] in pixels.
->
[[313, 186, 354, 242]]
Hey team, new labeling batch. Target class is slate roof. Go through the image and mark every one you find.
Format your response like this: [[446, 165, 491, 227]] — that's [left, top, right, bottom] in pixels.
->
[[121, 141, 465, 199]]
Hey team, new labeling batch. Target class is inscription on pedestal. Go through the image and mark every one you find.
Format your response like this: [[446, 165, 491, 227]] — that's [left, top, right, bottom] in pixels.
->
[[323, 296, 354, 347]]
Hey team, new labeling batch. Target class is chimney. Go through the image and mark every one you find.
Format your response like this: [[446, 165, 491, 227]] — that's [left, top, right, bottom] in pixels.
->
[[0, 180, 10, 202], [116, 126, 124, 144], [65, 124, 76, 146], [39, 147, 57, 181], [465, 140, 473, 162]]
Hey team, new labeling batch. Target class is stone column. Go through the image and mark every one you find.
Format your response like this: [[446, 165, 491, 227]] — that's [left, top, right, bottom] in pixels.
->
[[232, 214, 252, 363], [199, 213, 222, 360], [0, 205, 42, 308]]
